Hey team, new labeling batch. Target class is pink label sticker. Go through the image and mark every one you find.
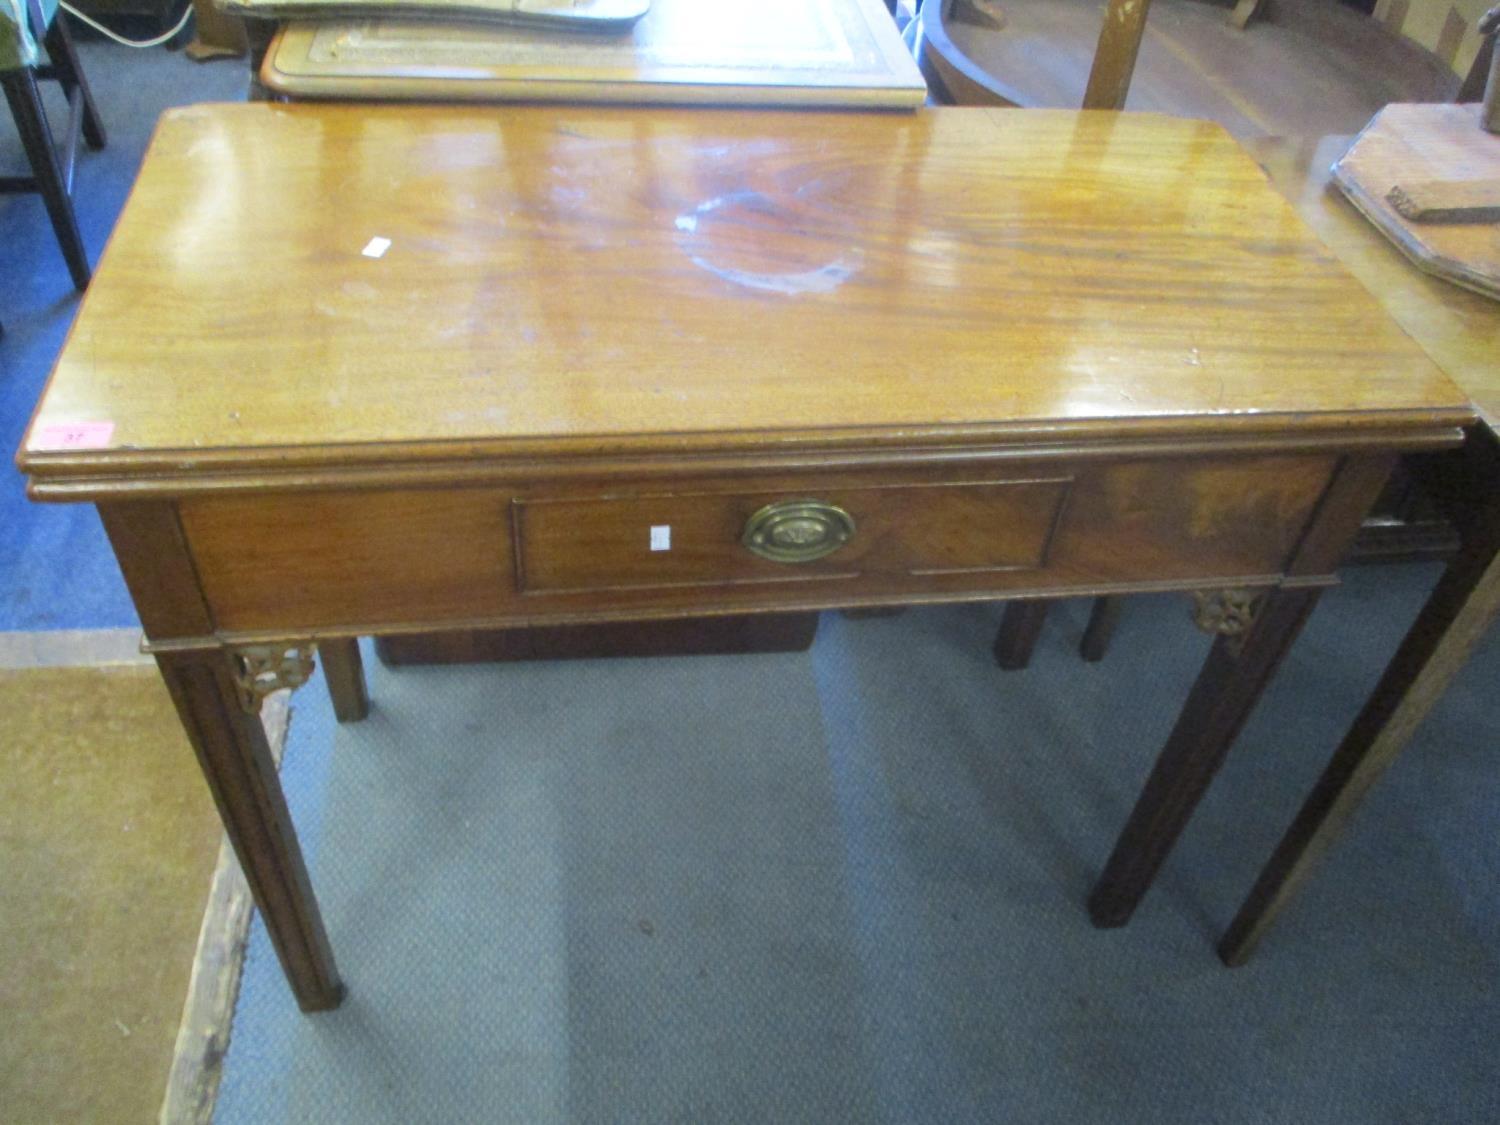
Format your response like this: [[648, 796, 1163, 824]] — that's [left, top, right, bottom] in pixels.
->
[[34, 421, 115, 450]]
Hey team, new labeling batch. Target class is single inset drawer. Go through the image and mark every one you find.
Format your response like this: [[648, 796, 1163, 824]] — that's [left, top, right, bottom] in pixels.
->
[[177, 454, 1336, 633], [512, 477, 1073, 595]]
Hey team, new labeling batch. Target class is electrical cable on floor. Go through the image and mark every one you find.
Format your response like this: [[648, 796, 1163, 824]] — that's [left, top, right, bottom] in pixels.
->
[[58, 0, 193, 48]]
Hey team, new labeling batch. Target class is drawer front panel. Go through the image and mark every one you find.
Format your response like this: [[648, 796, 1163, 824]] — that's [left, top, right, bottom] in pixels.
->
[[182, 489, 516, 630], [513, 478, 1072, 595]]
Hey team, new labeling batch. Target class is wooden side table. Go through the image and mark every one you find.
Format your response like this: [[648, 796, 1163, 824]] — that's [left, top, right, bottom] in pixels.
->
[[18, 105, 1471, 1010]]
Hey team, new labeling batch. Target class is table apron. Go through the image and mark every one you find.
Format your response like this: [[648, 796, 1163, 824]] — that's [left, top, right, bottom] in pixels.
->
[[112, 450, 1360, 645]]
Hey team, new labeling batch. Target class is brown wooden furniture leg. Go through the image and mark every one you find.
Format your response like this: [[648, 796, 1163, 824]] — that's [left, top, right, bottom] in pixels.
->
[[1082, 0, 1154, 110], [993, 599, 1050, 670], [1229, 0, 1269, 31], [1458, 34, 1495, 103], [1080, 596, 1123, 663], [995, 596, 1121, 668], [1218, 477, 1500, 965], [1087, 585, 1323, 927], [156, 647, 343, 1011], [186, 0, 249, 60], [1085, 455, 1396, 928], [245, 18, 277, 100], [319, 638, 370, 723]]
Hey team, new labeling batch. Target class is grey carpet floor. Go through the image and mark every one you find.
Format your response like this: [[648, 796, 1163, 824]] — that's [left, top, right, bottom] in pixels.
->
[[217, 571, 1499, 1123]]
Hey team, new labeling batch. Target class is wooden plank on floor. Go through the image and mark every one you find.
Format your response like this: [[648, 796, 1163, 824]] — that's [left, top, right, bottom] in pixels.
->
[[159, 693, 290, 1125]]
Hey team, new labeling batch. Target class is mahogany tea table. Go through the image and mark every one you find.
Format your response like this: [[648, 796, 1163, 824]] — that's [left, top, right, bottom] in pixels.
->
[[18, 103, 1471, 1009]]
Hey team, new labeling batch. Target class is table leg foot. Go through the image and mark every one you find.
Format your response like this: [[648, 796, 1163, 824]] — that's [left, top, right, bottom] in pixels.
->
[[320, 638, 370, 724], [158, 648, 343, 1011], [1087, 585, 1322, 928]]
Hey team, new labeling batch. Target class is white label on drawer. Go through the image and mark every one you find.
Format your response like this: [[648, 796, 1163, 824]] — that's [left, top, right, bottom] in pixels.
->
[[650, 525, 671, 552]]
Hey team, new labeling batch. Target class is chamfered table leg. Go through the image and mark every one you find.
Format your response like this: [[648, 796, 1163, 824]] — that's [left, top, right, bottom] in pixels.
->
[[993, 599, 1050, 670], [320, 637, 370, 724], [1087, 585, 1323, 928], [1218, 496, 1500, 966], [1080, 596, 1124, 663], [156, 647, 343, 1011]]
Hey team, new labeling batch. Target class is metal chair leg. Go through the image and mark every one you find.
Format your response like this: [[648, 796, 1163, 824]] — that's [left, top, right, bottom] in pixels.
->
[[2, 69, 91, 289], [43, 16, 105, 150]]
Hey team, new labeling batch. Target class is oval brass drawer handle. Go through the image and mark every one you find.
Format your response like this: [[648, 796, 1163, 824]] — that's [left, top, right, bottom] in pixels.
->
[[742, 500, 855, 563]]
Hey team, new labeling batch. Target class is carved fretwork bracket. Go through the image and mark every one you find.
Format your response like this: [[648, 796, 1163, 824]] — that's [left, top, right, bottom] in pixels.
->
[[232, 643, 316, 713], [1191, 588, 1262, 655]]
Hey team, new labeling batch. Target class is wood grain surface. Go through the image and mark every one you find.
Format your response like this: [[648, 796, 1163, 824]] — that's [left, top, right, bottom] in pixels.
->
[[1247, 131, 1500, 428], [1386, 178, 1500, 224], [1332, 102, 1500, 300], [19, 103, 1469, 497]]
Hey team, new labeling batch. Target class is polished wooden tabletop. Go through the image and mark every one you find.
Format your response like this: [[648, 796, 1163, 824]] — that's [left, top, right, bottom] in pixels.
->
[[21, 104, 1470, 487], [1246, 132, 1500, 432]]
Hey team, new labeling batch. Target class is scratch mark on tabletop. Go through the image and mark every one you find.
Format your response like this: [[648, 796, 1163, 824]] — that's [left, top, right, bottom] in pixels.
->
[[688, 256, 857, 296], [673, 191, 861, 297]]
